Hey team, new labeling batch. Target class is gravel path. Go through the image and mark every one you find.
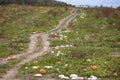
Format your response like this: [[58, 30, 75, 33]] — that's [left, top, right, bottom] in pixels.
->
[[1, 9, 77, 80]]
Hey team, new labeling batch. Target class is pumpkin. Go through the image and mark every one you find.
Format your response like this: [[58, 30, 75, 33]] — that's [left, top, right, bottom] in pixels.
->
[[56, 61, 61, 64], [7, 56, 16, 60], [34, 74, 42, 77], [49, 32, 56, 38], [91, 66, 97, 70], [33, 60, 38, 64], [40, 69, 46, 75]]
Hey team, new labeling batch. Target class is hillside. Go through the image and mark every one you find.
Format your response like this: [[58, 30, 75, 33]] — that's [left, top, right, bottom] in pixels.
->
[[0, 3, 120, 80], [16, 7, 120, 80], [0, 0, 72, 6]]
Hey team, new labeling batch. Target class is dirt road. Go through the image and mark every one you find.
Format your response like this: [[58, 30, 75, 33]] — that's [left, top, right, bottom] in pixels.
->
[[1, 9, 77, 80]]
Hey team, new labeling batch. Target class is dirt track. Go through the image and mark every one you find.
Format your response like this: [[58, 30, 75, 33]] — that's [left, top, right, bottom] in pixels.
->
[[1, 9, 77, 80]]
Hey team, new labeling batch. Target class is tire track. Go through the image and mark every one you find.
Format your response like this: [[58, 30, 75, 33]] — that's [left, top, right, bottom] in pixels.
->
[[1, 9, 77, 80]]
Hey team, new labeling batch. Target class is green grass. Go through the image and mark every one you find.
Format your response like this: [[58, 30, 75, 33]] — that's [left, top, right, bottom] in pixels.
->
[[17, 8, 120, 79], [0, 60, 20, 78], [0, 4, 71, 58], [0, 4, 71, 78]]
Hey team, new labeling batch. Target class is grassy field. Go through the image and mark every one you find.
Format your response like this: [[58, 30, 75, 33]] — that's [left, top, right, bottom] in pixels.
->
[[0, 4, 71, 58], [0, 4, 72, 78], [17, 7, 120, 79]]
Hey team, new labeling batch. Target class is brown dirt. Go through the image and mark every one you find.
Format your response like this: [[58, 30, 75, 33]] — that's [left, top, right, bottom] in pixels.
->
[[0, 9, 77, 80]]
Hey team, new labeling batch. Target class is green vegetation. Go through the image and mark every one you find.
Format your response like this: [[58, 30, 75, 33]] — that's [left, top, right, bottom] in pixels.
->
[[0, 4, 71, 58], [0, 0, 73, 6], [0, 60, 19, 78], [18, 7, 120, 79]]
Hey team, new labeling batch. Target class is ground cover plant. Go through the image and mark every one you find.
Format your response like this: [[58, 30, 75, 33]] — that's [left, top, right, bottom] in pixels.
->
[[17, 7, 120, 80]]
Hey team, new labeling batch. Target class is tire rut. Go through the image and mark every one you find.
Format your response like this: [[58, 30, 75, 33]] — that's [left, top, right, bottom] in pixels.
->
[[1, 9, 78, 80], [0, 33, 41, 65]]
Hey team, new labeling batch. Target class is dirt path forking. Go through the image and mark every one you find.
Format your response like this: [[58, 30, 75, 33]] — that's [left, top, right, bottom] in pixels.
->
[[1, 9, 77, 80]]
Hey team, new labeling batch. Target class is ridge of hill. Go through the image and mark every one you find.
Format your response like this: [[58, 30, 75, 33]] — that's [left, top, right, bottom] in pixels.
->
[[0, 0, 73, 6]]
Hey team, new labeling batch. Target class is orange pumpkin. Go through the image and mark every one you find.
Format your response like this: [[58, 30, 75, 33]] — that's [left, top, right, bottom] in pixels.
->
[[40, 69, 46, 75], [7, 56, 16, 60], [56, 61, 61, 64], [49, 32, 56, 38], [91, 66, 97, 70]]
